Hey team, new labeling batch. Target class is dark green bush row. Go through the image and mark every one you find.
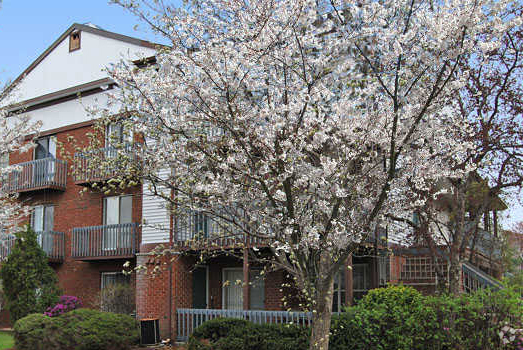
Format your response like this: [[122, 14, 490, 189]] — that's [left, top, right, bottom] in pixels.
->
[[14, 308, 139, 350], [187, 318, 310, 350], [188, 286, 523, 350]]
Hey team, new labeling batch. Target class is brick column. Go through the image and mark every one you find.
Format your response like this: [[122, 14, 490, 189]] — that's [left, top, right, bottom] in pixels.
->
[[135, 252, 171, 339]]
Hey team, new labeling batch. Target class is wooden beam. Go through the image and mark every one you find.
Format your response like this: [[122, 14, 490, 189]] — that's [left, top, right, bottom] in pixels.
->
[[243, 248, 250, 310]]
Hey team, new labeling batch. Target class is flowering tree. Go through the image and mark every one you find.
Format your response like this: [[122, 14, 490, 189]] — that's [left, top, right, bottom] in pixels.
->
[[0, 89, 41, 235], [390, 10, 523, 294], [0, 0, 41, 231], [93, 0, 520, 348]]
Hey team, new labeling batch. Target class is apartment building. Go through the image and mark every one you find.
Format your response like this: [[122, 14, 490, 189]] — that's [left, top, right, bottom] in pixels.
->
[[0, 22, 505, 341], [0, 23, 155, 325]]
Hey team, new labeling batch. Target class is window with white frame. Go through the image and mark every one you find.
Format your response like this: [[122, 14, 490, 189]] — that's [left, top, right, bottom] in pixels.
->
[[378, 256, 390, 286], [31, 205, 54, 232], [103, 196, 133, 226], [103, 196, 133, 249], [222, 268, 264, 310], [35, 136, 56, 160], [332, 268, 346, 312], [31, 205, 54, 253], [34, 136, 57, 182]]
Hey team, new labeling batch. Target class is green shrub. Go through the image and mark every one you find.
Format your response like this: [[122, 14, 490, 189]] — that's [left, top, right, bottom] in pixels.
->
[[330, 285, 426, 350], [13, 313, 54, 350], [14, 308, 139, 350], [0, 227, 61, 322], [187, 286, 523, 350], [188, 317, 309, 350], [330, 285, 523, 350]]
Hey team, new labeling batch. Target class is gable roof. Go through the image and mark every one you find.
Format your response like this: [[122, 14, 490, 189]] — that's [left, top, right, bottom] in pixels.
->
[[2, 23, 159, 100]]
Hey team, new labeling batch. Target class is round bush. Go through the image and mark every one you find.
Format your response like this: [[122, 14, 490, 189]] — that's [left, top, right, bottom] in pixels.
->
[[13, 313, 54, 350]]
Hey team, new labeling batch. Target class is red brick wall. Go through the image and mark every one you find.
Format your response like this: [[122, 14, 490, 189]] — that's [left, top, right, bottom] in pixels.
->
[[136, 253, 172, 338], [134, 248, 301, 339], [3, 123, 142, 326]]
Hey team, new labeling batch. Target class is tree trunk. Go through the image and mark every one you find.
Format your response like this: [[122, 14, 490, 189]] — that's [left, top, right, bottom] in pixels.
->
[[448, 253, 461, 295], [309, 274, 335, 350]]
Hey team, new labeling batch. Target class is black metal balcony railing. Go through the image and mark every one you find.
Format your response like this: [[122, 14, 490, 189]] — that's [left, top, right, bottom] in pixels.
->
[[71, 223, 139, 259], [0, 231, 64, 262], [3, 158, 67, 193], [73, 144, 140, 184]]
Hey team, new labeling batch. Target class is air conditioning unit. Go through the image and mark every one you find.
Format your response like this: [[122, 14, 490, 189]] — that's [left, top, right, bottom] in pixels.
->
[[140, 318, 160, 345]]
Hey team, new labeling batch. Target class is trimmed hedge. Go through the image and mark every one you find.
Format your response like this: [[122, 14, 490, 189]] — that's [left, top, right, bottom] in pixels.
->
[[188, 286, 523, 350], [187, 318, 310, 350], [14, 308, 139, 350]]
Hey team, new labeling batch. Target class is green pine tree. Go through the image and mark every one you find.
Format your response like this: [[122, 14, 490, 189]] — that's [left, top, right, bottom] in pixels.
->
[[0, 226, 61, 322]]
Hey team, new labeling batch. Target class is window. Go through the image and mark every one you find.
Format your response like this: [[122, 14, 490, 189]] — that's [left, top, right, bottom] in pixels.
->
[[222, 268, 265, 310], [31, 205, 54, 232], [192, 211, 209, 238], [69, 30, 81, 52], [35, 137, 56, 160], [34, 136, 57, 183], [223, 268, 243, 310], [103, 196, 133, 249], [101, 272, 131, 289], [249, 269, 265, 310], [353, 264, 371, 300], [0, 153, 8, 169], [105, 122, 133, 148], [100, 272, 133, 314], [332, 268, 346, 312], [0, 153, 8, 183], [103, 196, 133, 226], [378, 257, 390, 286], [31, 205, 54, 254]]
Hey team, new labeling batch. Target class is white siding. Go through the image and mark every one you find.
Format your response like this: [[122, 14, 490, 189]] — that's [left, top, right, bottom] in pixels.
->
[[18, 90, 115, 133], [141, 168, 171, 244], [11, 31, 155, 102]]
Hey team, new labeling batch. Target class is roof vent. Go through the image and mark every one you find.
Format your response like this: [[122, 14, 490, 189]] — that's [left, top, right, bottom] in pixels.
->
[[69, 30, 81, 52], [83, 22, 103, 30]]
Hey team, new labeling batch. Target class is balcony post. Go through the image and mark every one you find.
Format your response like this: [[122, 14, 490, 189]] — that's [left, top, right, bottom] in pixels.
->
[[243, 248, 250, 310], [345, 254, 353, 306], [493, 211, 498, 237]]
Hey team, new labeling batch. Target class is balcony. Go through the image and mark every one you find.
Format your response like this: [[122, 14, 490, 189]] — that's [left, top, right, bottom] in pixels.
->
[[174, 211, 266, 249], [71, 223, 139, 260], [3, 158, 67, 193], [73, 144, 141, 185], [0, 231, 65, 262]]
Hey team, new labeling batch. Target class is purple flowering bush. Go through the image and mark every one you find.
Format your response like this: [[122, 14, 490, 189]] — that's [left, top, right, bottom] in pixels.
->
[[44, 295, 82, 317]]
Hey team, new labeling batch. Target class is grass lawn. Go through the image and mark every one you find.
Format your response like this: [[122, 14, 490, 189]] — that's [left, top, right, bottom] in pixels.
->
[[0, 331, 14, 350]]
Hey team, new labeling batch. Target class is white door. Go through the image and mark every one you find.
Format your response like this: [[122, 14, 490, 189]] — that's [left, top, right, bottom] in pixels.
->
[[223, 269, 243, 310]]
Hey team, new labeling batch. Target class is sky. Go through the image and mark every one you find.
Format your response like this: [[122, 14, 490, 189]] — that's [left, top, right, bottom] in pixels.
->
[[0, 0, 171, 84], [0, 0, 522, 229]]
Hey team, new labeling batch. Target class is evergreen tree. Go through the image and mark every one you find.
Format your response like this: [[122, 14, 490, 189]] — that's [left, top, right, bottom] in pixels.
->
[[0, 226, 60, 322]]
